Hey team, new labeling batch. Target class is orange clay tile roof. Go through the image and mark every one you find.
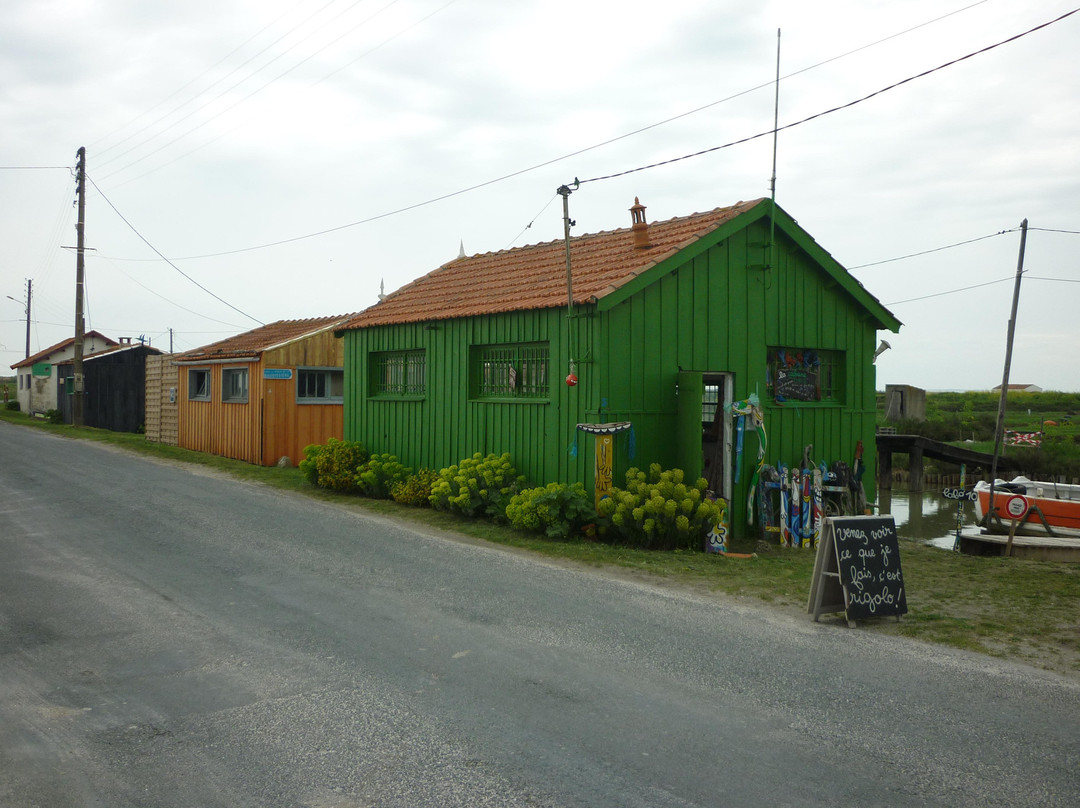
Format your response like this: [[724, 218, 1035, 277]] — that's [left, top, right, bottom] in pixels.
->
[[175, 315, 356, 362], [339, 198, 768, 330]]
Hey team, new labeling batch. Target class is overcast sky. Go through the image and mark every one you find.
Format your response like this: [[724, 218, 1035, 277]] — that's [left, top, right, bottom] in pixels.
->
[[2, 0, 1077, 391]]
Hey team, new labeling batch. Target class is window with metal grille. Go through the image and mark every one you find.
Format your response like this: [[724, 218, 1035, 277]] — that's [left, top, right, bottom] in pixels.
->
[[472, 343, 549, 399], [222, 367, 249, 403], [297, 368, 344, 403], [370, 350, 425, 397]]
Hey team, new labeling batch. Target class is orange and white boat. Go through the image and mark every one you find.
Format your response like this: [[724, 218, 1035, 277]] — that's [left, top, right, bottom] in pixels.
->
[[973, 476, 1080, 536]]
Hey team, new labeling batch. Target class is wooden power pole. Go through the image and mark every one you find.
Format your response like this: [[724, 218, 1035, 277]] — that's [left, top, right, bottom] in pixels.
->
[[73, 146, 87, 426]]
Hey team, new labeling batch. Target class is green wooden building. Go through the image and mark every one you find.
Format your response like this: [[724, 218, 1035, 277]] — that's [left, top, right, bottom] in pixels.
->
[[336, 197, 900, 537]]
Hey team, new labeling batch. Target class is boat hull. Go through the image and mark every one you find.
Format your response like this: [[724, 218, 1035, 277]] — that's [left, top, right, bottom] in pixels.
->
[[973, 478, 1080, 533]]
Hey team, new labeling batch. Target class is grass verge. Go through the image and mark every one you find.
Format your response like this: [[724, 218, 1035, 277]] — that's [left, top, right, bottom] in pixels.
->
[[4, 409, 1078, 678]]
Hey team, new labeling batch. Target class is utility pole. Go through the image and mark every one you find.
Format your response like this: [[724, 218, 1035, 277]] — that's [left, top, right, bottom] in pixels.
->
[[73, 146, 87, 427], [24, 279, 31, 359], [985, 218, 1029, 524]]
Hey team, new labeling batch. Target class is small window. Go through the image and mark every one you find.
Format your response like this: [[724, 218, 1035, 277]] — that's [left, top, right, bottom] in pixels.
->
[[472, 343, 549, 400], [298, 368, 345, 403], [222, 367, 249, 403], [369, 351, 425, 397], [188, 368, 211, 401], [767, 347, 844, 404]]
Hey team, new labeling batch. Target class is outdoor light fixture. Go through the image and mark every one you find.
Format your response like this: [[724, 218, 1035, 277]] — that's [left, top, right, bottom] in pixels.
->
[[873, 339, 891, 362]]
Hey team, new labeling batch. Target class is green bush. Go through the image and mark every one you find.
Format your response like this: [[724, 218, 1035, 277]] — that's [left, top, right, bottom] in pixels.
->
[[308, 437, 369, 492], [429, 452, 526, 519], [355, 453, 412, 499], [4, 400, 18, 411], [505, 482, 595, 539], [299, 443, 323, 486], [390, 468, 439, 506], [596, 463, 725, 550], [45, 408, 63, 424]]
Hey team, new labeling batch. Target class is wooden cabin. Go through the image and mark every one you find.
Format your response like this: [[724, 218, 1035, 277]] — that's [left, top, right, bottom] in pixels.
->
[[336, 198, 901, 538], [174, 316, 354, 466]]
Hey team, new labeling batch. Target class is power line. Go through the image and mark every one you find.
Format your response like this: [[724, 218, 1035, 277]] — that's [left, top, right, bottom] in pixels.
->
[[848, 230, 1016, 269], [98, 0, 409, 181], [86, 175, 263, 326], [95, 0, 345, 171], [96, 255, 250, 328], [134, 5, 1078, 263], [1029, 227, 1080, 235], [579, 7, 1079, 185], [886, 276, 1013, 306], [90, 2, 312, 156]]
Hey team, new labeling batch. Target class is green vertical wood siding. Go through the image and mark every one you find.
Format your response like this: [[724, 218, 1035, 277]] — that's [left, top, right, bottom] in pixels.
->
[[343, 214, 890, 538]]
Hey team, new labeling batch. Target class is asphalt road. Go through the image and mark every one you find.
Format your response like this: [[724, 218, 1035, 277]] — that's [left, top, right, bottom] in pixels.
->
[[1, 421, 1078, 807]]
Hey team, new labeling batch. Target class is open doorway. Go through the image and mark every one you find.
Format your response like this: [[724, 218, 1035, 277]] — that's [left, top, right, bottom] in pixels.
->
[[701, 373, 734, 502]]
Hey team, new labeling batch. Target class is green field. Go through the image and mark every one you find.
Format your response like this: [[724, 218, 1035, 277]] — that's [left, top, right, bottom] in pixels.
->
[[880, 390, 1080, 479]]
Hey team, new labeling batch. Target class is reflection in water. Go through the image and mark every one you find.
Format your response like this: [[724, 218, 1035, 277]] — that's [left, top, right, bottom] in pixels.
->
[[876, 489, 979, 549]]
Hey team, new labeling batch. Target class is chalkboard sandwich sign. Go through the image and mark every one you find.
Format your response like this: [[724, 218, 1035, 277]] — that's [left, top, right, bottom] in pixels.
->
[[808, 515, 907, 627]]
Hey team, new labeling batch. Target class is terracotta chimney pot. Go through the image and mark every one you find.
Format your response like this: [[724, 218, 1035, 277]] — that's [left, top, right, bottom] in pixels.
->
[[630, 197, 650, 248]]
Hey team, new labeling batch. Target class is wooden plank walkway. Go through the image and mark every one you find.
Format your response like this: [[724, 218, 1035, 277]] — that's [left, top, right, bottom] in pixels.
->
[[876, 433, 1023, 492]]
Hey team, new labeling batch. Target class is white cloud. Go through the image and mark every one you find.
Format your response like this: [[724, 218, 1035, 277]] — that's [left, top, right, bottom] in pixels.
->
[[2, 0, 1077, 391]]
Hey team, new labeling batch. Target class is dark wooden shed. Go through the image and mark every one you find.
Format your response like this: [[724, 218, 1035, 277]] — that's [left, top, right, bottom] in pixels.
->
[[77, 341, 162, 432]]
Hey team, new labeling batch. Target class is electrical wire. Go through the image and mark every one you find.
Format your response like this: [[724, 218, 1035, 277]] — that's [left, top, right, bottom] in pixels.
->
[[139, 6, 1078, 263], [1029, 227, 1080, 235], [86, 175, 264, 326], [505, 194, 559, 250], [89, 2, 310, 156], [101, 0, 463, 187], [578, 7, 1079, 185], [847, 230, 1017, 269], [95, 0, 346, 171], [98, 0, 402, 181], [96, 255, 251, 328], [885, 276, 1013, 306]]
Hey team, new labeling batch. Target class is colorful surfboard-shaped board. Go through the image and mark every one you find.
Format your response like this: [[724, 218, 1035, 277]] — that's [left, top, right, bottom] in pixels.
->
[[812, 466, 823, 548], [778, 464, 790, 547], [788, 469, 801, 548]]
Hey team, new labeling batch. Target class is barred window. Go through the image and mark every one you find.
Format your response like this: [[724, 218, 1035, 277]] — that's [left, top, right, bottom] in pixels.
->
[[370, 350, 426, 397], [472, 343, 549, 399]]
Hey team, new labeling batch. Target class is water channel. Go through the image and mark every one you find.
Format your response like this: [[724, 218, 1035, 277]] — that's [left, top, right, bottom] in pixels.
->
[[875, 488, 979, 550]]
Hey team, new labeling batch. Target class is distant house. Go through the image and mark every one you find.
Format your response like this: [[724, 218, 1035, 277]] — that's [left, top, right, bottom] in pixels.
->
[[336, 198, 901, 537], [992, 383, 1043, 393], [9, 331, 118, 415], [173, 316, 354, 466], [57, 339, 163, 432]]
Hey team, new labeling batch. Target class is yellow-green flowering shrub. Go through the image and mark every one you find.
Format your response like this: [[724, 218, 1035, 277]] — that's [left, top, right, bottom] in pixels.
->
[[355, 453, 412, 499], [390, 468, 439, 507], [505, 482, 595, 539], [429, 452, 526, 519], [300, 438, 369, 492], [596, 463, 723, 550]]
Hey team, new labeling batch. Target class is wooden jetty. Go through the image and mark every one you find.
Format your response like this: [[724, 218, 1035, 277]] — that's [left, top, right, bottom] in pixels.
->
[[876, 433, 1022, 493]]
